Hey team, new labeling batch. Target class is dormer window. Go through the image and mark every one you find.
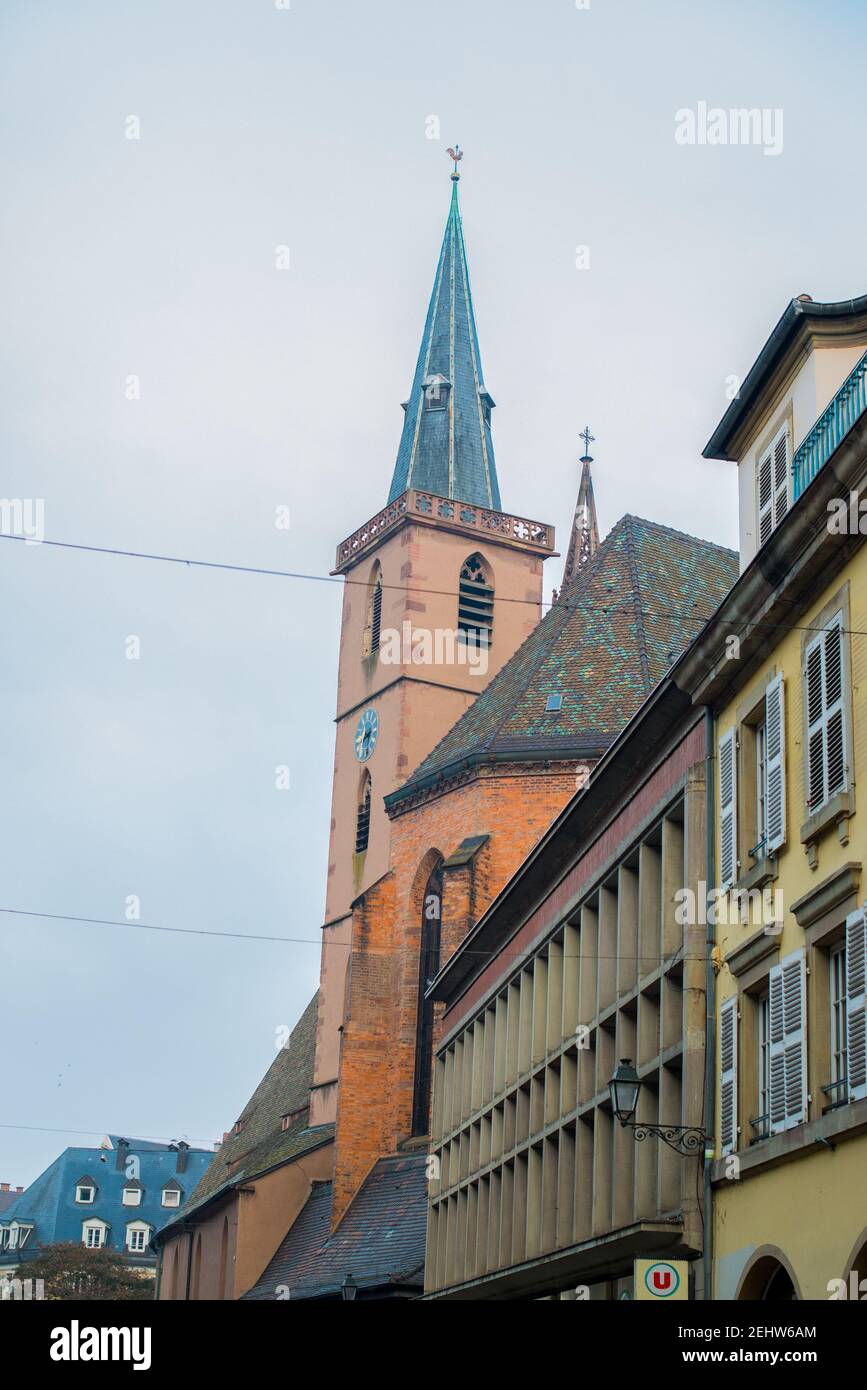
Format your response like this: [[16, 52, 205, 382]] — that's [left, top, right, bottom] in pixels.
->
[[122, 1185, 143, 1207], [75, 1180, 96, 1204], [757, 422, 790, 545], [161, 1184, 182, 1208], [546, 694, 563, 712], [479, 388, 495, 427], [423, 374, 450, 412]]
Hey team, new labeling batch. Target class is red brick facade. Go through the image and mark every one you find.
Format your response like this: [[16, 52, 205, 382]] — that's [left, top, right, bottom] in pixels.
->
[[331, 761, 584, 1224]]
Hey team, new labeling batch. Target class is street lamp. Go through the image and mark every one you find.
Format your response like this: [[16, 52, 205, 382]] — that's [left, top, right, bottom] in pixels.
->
[[341, 1273, 358, 1302], [608, 1058, 709, 1157]]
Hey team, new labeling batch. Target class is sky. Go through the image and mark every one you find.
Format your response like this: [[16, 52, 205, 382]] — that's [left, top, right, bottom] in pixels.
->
[[3, 0, 867, 1187]]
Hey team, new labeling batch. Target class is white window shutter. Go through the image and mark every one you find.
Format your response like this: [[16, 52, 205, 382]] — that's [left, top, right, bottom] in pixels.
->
[[805, 632, 825, 812], [719, 997, 738, 1155], [824, 620, 846, 799], [769, 951, 807, 1133], [719, 729, 738, 890], [846, 907, 867, 1102], [768, 962, 786, 1134], [764, 674, 786, 852], [757, 449, 773, 545], [772, 425, 789, 527]]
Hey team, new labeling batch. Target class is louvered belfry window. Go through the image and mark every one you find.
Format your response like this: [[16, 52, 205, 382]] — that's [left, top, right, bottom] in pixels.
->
[[757, 424, 790, 546], [355, 776, 372, 854], [362, 568, 382, 658], [805, 615, 846, 813], [457, 553, 494, 647]]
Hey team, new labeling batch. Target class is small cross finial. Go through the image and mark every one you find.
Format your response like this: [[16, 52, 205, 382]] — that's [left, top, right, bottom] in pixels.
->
[[579, 425, 595, 462], [446, 144, 463, 179]]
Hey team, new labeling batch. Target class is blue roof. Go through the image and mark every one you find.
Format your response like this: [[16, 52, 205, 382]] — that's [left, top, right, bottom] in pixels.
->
[[388, 175, 502, 510], [0, 1137, 213, 1269]]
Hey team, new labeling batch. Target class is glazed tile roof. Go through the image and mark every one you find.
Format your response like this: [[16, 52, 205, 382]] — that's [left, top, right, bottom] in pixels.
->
[[155, 992, 333, 1240], [388, 176, 501, 510], [241, 1152, 427, 1300], [389, 514, 738, 802]]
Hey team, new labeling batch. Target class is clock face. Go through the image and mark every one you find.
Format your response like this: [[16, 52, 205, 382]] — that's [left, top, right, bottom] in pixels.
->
[[354, 708, 379, 762]]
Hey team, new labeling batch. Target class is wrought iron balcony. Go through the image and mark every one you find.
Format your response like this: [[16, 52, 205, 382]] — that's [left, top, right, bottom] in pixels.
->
[[793, 348, 867, 500]]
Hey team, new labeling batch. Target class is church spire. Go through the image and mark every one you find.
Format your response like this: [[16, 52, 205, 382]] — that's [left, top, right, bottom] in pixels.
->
[[560, 428, 600, 594], [387, 151, 502, 511]]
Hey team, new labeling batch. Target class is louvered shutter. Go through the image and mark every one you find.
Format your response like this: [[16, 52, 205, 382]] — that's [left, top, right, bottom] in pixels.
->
[[719, 729, 738, 890], [770, 950, 807, 1133], [805, 617, 847, 813], [764, 674, 786, 852], [805, 633, 825, 811], [772, 425, 789, 527], [758, 449, 774, 545], [719, 997, 738, 1155], [846, 908, 867, 1102], [824, 620, 846, 799]]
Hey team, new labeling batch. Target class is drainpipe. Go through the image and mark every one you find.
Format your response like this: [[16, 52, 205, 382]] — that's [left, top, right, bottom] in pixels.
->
[[703, 705, 716, 1303]]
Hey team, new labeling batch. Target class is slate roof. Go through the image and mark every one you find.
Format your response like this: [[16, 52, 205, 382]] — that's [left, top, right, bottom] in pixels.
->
[[155, 992, 332, 1241], [388, 175, 501, 510], [388, 514, 738, 804], [0, 1139, 213, 1268], [241, 1153, 427, 1300]]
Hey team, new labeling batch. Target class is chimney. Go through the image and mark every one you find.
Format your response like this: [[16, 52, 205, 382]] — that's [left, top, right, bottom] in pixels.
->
[[1, 1183, 9, 1193], [115, 1138, 129, 1172], [176, 1141, 190, 1174], [16, 1186, 22, 1194]]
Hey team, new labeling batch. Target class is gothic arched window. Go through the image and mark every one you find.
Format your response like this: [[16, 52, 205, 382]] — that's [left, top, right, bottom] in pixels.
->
[[457, 553, 494, 648], [355, 773, 372, 855], [362, 564, 383, 659], [411, 864, 443, 1135]]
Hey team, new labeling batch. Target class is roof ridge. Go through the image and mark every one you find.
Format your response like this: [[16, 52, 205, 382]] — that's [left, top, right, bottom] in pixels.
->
[[620, 512, 738, 557]]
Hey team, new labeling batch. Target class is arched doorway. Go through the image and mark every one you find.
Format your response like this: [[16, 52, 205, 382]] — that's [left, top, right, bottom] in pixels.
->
[[737, 1250, 800, 1301]]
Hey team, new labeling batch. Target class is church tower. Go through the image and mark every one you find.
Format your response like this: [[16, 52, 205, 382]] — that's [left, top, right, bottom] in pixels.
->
[[310, 162, 557, 1127]]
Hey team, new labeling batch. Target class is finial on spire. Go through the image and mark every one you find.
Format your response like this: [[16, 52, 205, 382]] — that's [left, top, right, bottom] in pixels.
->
[[446, 145, 463, 180], [559, 431, 600, 597]]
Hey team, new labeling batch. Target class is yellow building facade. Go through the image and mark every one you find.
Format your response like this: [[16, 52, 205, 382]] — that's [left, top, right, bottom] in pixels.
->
[[687, 292, 867, 1300]]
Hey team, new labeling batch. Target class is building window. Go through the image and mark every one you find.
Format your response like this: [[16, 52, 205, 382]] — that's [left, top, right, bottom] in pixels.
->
[[805, 615, 847, 813], [423, 374, 450, 411], [546, 694, 563, 712], [457, 553, 494, 648], [751, 989, 771, 1143], [122, 1187, 142, 1207], [829, 942, 848, 1106], [411, 864, 443, 1135], [355, 773, 372, 854], [75, 1184, 95, 1204], [362, 564, 383, 659], [757, 422, 789, 545], [755, 716, 767, 851], [82, 1221, 107, 1249], [161, 1187, 181, 1208], [126, 1225, 149, 1253]]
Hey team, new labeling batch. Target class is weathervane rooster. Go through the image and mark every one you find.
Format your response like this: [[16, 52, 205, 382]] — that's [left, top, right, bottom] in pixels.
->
[[447, 145, 463, 175]]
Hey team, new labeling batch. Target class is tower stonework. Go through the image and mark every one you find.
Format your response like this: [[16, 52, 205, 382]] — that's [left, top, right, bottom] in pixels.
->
[[310, 173, 556, 1129]]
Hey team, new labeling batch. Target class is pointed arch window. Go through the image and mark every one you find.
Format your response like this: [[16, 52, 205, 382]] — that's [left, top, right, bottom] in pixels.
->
[[355, 773, 372, 855], [411, 864, 443, 1135], [458, 553, 494, 648], [362, 565, 383, 659]]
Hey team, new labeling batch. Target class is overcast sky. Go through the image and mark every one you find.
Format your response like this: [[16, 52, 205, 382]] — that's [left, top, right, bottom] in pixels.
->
[[3, 0, 867, 1187]]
